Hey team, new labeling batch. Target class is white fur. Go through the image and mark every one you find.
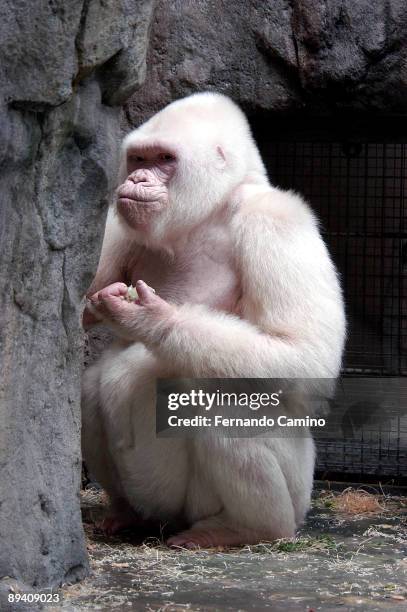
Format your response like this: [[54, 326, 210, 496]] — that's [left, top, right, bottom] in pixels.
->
[[82, 92, 346, 544]]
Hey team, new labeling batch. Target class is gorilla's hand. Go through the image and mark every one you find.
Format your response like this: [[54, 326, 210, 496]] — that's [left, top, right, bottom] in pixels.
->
[[85, 280, 175, 341]]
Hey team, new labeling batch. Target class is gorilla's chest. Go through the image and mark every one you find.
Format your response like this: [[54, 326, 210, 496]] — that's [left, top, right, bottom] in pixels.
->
[[129, 226, 241, 313]]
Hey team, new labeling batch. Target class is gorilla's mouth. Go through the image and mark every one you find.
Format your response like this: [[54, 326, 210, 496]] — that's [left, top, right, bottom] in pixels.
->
[[117, 180, 168, 205], [117, 195, 163, 207], [117, 196, 165, 228], [116, 175, 169, 228]]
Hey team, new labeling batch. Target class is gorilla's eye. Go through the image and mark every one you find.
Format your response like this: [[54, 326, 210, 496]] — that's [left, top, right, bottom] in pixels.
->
[[129, 155, 144, 162], [160, 153, 175, 161]]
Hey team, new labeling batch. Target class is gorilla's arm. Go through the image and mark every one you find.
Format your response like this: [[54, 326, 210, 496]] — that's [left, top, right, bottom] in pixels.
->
[[83, 208, 140, 328]]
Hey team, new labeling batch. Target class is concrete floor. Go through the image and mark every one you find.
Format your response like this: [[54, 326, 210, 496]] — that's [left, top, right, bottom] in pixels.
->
[[60, 484, 406, 611]]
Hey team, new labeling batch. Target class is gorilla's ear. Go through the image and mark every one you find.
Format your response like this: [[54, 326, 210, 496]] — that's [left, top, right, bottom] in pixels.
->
[[216, 145, 227, 169]]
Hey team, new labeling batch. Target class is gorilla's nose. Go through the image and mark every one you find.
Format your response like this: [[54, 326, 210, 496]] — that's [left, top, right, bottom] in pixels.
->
[[129, 170, 149, 183]]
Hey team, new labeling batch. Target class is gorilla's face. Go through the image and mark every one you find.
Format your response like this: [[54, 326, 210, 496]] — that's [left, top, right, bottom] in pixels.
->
[[117, 146, 177, 229]]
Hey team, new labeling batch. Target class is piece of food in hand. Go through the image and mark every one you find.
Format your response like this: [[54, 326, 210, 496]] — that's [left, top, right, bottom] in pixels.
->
[[125, 285, 139, 302]]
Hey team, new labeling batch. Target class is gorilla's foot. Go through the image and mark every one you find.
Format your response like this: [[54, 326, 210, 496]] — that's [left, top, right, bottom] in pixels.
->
[[167, 525, 260, 549], [96, 513, 143, 536], [95, 498, 144, 536]]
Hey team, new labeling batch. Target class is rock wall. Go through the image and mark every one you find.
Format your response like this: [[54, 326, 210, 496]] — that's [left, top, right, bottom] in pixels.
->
[[126, 0, 407, 126], [0, 0, 154, 592]]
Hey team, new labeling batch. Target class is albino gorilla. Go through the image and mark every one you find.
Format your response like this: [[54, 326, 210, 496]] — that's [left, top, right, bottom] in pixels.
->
[[82, 92, 346, 548]]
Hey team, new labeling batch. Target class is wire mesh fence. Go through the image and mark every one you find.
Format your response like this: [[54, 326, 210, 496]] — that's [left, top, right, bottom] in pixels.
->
[[253, 118, 407, 481]]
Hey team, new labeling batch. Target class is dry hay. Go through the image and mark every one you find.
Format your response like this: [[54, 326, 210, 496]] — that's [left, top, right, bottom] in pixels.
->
[[318, 487, 386, 516]]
